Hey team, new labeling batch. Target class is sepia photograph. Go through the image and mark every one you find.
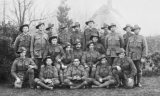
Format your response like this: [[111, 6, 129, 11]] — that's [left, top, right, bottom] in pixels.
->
[[0, 0, 160, 96]]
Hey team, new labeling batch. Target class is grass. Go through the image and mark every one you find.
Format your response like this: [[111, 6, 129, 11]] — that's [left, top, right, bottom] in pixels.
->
[[1, 77, 160, 96]]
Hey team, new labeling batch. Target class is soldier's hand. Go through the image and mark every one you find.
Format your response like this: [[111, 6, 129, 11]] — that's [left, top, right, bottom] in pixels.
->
[[141, 58, 146, 63], [76, 76, 81, 80], [73, 76, 77, 80], [31, 57, 35, 60], [28, 65, 34, 69], [99, 78, 103, 82], [57, 59, 61, 62], [116, 66, 121, 71], [16, 77, 21, 83]]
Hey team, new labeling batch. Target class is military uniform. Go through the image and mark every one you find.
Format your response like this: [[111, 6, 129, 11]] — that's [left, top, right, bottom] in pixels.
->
[[14, 33, 31, 57], [11, 57, 37, 88], [105, 32, 124, 65], [70, 30, 83, 45], [58, 31, 71, 48], [83, 28, 99, 50], [34, 65, 60, 87], [64, 64, 90, 88], [123, 32, 133, 50], [94, 43, 106, 54], [73, 49, 84, 62], [112, 56, 137, 86], [126, 34, 148, 86], [30, 31, 48, 76]]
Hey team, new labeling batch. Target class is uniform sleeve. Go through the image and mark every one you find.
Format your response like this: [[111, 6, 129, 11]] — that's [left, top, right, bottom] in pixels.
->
[[81, 52, 87, 65], [100, 44, 106, 54], [119, 34, 125, 48], [29, 58, 37, 69], [112, 57, 119, 67], [13, 36, 20, 52], [81, 66, 87, 79], [39, 66, 45, 81], [53, 67, 59, 79], [142, 36, 148, 58], [11, 60, 18, 79], [30, 34, 35, 57], [65, 66, 72, 79], [43, 45, 49, 59], [104, 35, 109, 50], [126, 38, 130, 57], [95, 65, 101, 79], [128, 58, 137, 77], [60, 46, 65, 60]]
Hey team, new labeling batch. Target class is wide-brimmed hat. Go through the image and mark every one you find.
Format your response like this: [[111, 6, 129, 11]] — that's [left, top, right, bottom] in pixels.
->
[[131, 25, 141, 31], [43, 56, 53, 65], [101, 23, 109, 29], [98, 54, 107, 61], [72, 22, 80, 28], [116, 48, 125, 55], [36, 22, 45, 29], [46, 23, 54, 30], [49, 36, 58, 43], [90, 33, 99, 40], [17, 47, 27, 54], [19, 24, 29, 32], [85, 20, 94, 25], [108, 23, 116, 30], [61, 23, 67, 29], [73, 39, 81, 46], [63, 42, 71, 49], [86, 40, 94, 48], [123, 24, 133, 31]]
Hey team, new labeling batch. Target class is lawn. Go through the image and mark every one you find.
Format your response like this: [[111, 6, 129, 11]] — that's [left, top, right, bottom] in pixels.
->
[[1, 77, 160, 96]]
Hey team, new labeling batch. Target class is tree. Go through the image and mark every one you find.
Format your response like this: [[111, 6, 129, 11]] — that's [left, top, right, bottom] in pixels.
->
[[57, 0, 73, 29]]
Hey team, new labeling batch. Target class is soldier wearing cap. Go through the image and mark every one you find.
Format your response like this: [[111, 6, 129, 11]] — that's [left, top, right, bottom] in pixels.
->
[[58, 23, 72, 48], [123, 24, 134, 50], [112, 48, 137, 88], [101, 23, 110, 47], [14, 24, 31, 57], [90, 33, 105, 54], [94, 55, 116, 88], [105, 23, 124, 66], [64, 58, 91, 89], [46, 23, 58, 38], [34, 56, 60, 90], [70, 22, 83, 46], [72, 39, 84, 61], [11, 47, 37, 89], [83, 20, 99, 50], [126, 25, 148, 87], [30, 22, 48, 77], [82, 41, 100, 79]]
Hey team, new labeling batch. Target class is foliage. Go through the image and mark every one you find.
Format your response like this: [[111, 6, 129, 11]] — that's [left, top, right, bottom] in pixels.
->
[[57, 0, 73, 31]]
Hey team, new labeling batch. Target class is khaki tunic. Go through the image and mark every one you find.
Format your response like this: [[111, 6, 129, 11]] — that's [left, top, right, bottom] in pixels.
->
[[58, 31, 71, 47], [126, 35, 148, 60], [123, 32, 134, 50], [70, 30, 83, 45]]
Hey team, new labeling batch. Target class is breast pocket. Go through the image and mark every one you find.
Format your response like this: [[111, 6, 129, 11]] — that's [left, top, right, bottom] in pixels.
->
[[128, 39, 134, 47], [35, 37, 41, 45], [136, 40, 142, 48]]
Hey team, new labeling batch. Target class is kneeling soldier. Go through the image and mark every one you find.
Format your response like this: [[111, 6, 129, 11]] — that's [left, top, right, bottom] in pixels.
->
[[112, 48, 137, 88], [11, 47, 37, 89], [64, 58, 91, 89], [34, 56, 60, 90], [93, 55, 116, 88]]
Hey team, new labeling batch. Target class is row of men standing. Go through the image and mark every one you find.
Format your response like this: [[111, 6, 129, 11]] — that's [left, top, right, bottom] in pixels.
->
[[13, 20, 148, 88]]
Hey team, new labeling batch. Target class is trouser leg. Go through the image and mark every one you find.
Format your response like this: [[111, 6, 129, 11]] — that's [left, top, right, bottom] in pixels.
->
[[134, 60, 142, 85], [27, 68, 35, 87], [34, 58, 42, 78], [34, 78, 51, 90], [107, 57, 115, 66], [99, 80, 115, 88]]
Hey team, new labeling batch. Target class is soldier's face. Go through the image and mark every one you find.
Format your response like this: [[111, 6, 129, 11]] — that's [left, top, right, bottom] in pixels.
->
[[88, 22, 93, 28], [66, 46, 71, 51], [104, 27, 108, 32], [89, 43, 94, 49], [73, 59, 80, 66], [23, 26, 29, 33], [39, 24, 45, 31], [119, 53, 125, 58], [51, 38, 57, 44], [92, 37, 98, 43], [76, 43, 81, 49], [46, 58, 53, 66], [134, 29, 140, 35], [111, 26, 116, 32], [49, 27, 54, 32], [126, 27, 131, 32], [101, 58, 107, 64], [64, 27, 68, 32], [75, 26, 80, 31], [20, 51, 26, 57]]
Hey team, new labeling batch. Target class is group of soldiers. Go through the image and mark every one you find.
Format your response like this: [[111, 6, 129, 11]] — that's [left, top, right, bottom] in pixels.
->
[[11, 19, 148, 90]]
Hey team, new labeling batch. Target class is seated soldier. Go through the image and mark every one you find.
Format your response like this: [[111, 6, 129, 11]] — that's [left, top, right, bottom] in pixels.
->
[[112, 48, 137, 88], [11, 47, 37, 89], [64, 58, 91, 89], [93, 55, 116, 88], [34, 56, 60, 90]]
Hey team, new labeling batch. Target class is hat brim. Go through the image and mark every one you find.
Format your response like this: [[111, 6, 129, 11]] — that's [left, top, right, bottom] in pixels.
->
[[19, 24, 29, 32], [131, 27, 141, 31], [49, 36, 58, 43], [72, 25, 80, 28], [46, 25, 54, 30], [108, 25, 116, 30], [90, 35, 99, 40], [36, 23, 45, 29], [101, 26, 108, 29], [123, 26, 133, 31], [85, 21, 94, 25], [86, 42, 94, 48]]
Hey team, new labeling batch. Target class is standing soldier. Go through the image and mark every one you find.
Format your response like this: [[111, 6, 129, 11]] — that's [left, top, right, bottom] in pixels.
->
[[100, 23, 109, 47], [11, 47, 37, 89], [70, 22, 83, 46], [30, 22, 48, 77], [123, 24, 134, 50], [58, 24, 71, 48], [14, 24, 31, 57], [45, 23, 58, 38], [83, 20, 99, 50], [126, 25, 148, 87], [105, 23, 124, 66]]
